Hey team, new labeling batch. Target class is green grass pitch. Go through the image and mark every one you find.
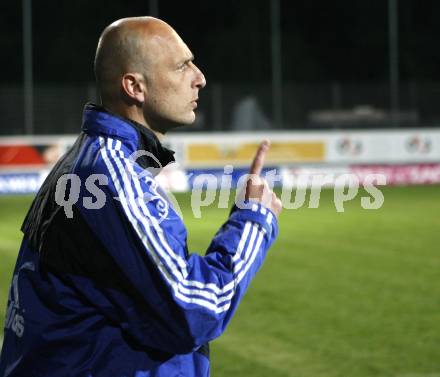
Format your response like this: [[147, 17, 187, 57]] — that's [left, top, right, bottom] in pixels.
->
[[0, 186, 439, 376]]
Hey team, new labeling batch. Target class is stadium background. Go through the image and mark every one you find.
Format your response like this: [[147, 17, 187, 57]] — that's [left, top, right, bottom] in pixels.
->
[[0, 1, 439, 376]]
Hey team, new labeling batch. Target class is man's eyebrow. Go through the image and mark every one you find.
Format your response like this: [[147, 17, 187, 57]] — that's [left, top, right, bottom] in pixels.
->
[[178, 55, 194, 65]]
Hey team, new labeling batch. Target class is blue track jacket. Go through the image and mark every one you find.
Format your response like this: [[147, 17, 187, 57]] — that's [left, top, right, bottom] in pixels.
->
[[0, 104, 278, 377]]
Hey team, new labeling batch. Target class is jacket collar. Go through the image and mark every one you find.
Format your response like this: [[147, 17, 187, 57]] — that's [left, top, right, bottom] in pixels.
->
[[82, 103, 175, 168]]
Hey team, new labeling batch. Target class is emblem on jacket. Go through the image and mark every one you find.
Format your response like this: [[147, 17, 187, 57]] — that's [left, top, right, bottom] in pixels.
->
[[138, 176, 170, 224], [127, 149, 171, 225], [4, 262, 35, 338]]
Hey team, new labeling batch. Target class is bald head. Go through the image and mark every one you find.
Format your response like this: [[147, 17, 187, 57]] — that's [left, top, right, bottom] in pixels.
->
[[94, 17, 178, 104], [93, 16, 206, 133]]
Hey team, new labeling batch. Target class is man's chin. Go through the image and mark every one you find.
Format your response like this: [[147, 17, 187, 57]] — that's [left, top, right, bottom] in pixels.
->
[[183, 111, 196, 125], [158, 114, 196, 132], [174, 112, 197, 126]]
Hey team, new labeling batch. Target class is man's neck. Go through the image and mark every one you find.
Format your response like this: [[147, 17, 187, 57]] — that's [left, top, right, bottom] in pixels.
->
[[103, 102, 165, 142]]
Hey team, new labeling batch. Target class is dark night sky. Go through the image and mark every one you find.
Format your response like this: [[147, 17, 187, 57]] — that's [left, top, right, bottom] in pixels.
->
[[1, 0, 440, 85]]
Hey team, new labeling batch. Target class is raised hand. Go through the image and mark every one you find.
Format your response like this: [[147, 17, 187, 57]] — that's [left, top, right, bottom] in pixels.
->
[[244, 140, 282, 217]]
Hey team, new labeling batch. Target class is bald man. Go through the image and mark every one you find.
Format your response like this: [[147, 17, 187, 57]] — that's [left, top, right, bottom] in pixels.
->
[[94, 17, 206, 134], [0, 17, 281, 377]]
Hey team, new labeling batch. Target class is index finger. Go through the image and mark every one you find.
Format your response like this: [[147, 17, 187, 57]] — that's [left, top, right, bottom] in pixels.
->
[[249, 140, 270, 176]]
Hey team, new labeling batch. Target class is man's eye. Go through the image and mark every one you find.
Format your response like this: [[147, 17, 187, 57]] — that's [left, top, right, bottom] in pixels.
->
[[178, 62, 190, 71]]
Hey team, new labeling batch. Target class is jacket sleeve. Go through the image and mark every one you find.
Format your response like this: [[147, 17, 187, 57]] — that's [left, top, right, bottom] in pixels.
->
[[76, 137, 278, 354]]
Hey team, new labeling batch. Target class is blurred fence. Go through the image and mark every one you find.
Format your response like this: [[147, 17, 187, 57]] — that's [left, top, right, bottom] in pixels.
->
[[1, 81, 440, 135]]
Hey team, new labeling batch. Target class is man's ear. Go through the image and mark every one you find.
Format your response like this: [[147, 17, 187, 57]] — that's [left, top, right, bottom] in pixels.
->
[[121, 73, 146, 103]]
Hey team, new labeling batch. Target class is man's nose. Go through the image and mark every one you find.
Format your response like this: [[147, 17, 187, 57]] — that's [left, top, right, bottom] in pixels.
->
[[192, 64, 206, 89]]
